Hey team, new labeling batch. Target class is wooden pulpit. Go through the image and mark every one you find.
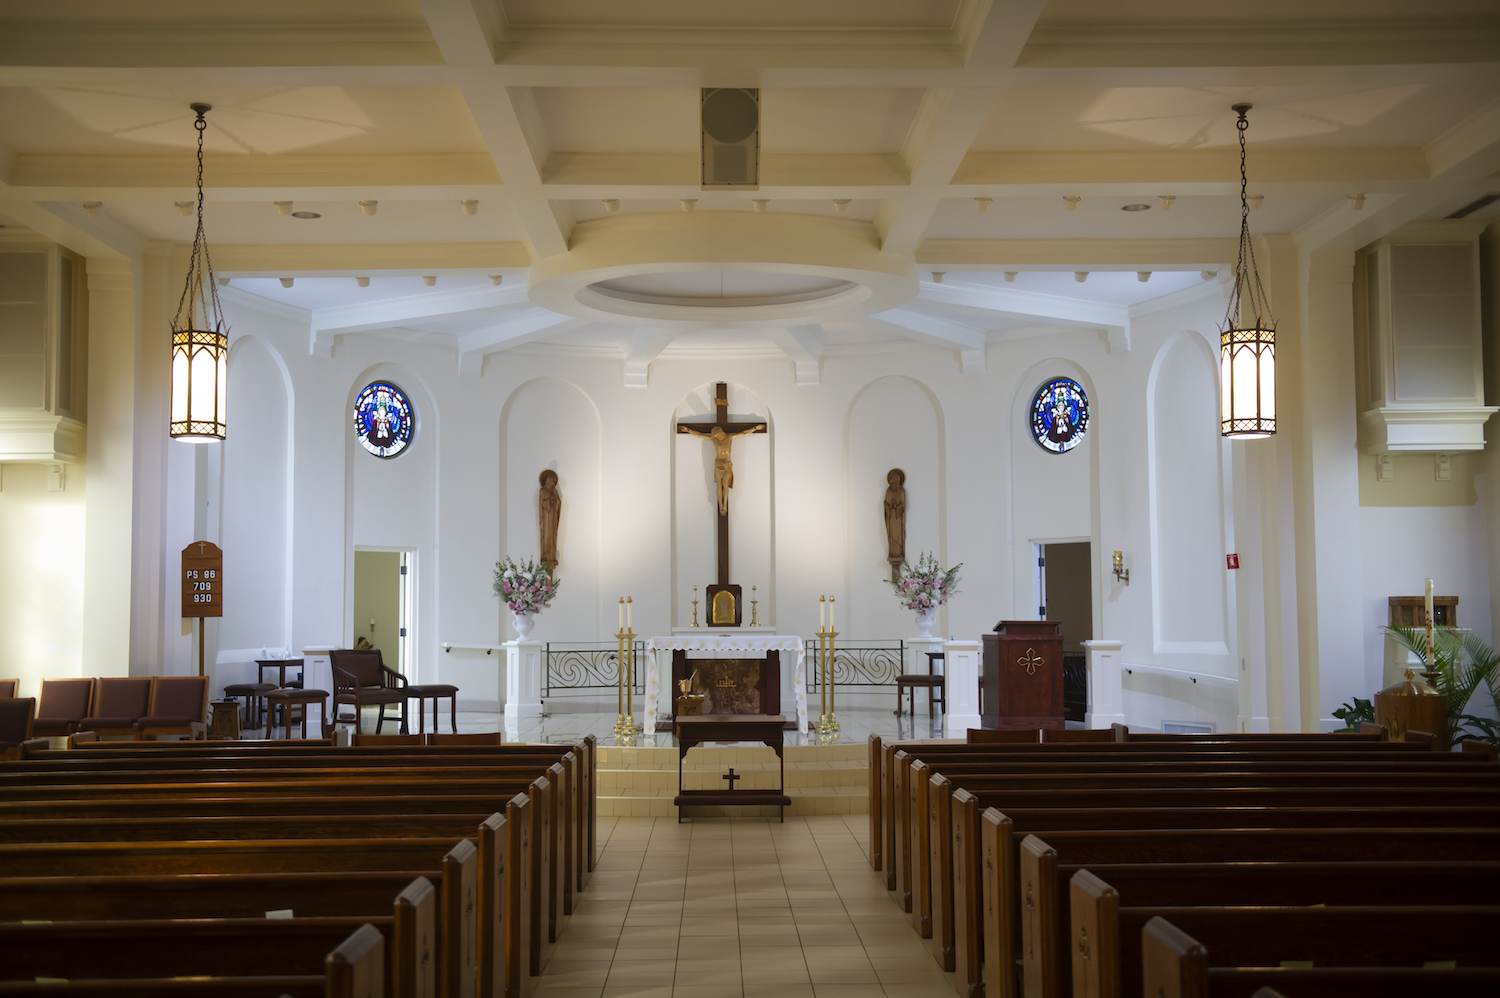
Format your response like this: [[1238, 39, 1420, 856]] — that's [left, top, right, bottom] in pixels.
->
[[980, 620, 1064, 730]]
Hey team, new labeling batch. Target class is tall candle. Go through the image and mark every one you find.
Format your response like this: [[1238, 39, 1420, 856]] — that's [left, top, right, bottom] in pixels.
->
[[829, 596, 836, 631], [1425, 579, 1435, 627], [618, 597, 624, 630], [626, 596, 633, 629]]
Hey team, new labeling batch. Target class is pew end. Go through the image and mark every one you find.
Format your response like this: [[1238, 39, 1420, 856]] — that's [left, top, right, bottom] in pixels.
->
[[393, 877, 438, 998], [1069, 870, 1120, 998], [979, 808, 1015, 998], [1359, 722, 1389, 739], [327, 923, 386, 998], [1463, 739, 1499, 764], [441, 839, 478, 998], [868, 734, 882, 872], [1019, 835, 1061, 998], [1140, 916, 1207, 998]]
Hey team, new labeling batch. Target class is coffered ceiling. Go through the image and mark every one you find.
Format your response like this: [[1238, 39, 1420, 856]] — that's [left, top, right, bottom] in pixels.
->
[[0, 0, 1496, 381]]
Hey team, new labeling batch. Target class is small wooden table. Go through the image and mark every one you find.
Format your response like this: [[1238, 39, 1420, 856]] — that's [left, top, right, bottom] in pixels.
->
[[673, 714, 790, 822], [256, 659, 304, 689]]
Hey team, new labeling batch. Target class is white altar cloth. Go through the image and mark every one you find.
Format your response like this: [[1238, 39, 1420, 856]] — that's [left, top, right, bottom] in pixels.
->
[[644, 634, 807, 733]]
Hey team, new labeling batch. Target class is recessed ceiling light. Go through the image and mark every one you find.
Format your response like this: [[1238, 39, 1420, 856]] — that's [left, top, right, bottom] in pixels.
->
[[291, 211, 321, 219], [1122, 203, 1151, 211]]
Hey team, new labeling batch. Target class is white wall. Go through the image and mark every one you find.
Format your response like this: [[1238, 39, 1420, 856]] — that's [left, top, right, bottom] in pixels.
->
[[0, 462, 87, 694]]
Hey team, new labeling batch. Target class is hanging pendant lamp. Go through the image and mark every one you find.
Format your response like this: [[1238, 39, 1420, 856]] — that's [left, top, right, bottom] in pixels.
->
[[1220, 102, 1276, 439], [169, 102, 228, 441]]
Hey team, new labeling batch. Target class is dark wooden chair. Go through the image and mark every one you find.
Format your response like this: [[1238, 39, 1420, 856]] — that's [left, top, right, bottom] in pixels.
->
[[330, 649, 409, 734], [0, 697, 36, 760], [33, 677, 95, 736], [265, 687, 330, 740], [223, 680, 277, 728], [76, 677, 153, 738], [0, 680, 16, 698], [136, 676, 210, 740], [406, 683, 459, 734], [895, 651, 946, 718]]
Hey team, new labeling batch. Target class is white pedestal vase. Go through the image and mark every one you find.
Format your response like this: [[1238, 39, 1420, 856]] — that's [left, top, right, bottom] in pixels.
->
[[914, 608, 938, 638], [512, 612, 535, 640]]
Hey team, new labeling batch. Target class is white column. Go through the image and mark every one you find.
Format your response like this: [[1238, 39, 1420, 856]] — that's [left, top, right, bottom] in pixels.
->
[[504, 639, 544, 729], [942, 639, 981, 735], [81, 258, 140, 678], [1083, 639, 1126, 729]]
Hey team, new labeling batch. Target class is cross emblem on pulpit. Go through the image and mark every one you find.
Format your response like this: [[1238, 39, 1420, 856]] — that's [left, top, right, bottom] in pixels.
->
[[1018, 648, 1044, 676], [723, 768, 741, 791]]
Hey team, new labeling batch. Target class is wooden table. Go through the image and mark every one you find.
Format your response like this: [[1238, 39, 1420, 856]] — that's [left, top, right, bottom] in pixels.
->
[[256, 659, 304, 689], [673, 714, 790, 822]]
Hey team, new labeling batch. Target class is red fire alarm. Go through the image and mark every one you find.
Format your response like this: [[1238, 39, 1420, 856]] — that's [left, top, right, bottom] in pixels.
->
[[1226, 553, 1240, 570]]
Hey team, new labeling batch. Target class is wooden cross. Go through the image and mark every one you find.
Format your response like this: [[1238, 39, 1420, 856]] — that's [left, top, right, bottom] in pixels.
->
[[677, 382, 766, 586], [722, 768, 741, 790]]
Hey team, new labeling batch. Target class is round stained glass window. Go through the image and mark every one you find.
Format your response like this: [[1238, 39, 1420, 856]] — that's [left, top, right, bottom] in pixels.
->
[[1030, 377, 1089, 454], [353, 381, 415, 459]]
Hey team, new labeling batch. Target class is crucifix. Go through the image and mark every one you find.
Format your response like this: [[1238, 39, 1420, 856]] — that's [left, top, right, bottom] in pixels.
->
[[677, 382, 766, 589]]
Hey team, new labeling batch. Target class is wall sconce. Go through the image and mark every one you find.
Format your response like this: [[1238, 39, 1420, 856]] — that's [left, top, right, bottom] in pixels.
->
[[1112, 551, 1130, 585], [369, 617, 376, 633]]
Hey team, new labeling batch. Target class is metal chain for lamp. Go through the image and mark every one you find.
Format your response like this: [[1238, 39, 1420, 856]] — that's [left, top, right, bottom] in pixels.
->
[[172, 103, 225, 335], [1222, 103, 1274, 336]]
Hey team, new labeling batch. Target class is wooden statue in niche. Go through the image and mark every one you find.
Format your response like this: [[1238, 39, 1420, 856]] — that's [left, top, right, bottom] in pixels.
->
[[884, 468, 906, 583], [538, 469, 561, 568]]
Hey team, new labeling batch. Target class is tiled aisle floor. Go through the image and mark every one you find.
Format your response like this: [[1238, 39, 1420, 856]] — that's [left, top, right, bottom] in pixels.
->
[[539, 815, 954, 998]]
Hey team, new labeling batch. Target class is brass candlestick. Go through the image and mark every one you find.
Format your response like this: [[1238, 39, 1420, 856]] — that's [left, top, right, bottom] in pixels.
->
[[613, 596, 641, 739], [750, 585, 759, 627], [815, 596, 839, 737], [690, 586, 699, 627]]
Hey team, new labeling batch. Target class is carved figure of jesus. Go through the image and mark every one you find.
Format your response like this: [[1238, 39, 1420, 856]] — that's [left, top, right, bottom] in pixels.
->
[[884, 468, 906, 582], [538, 470, 561, 568], [679, 423, 765, 515]]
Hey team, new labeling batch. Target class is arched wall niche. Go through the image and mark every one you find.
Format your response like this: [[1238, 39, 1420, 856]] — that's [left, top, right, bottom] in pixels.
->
[[1007, 358, 1101, 637], [670, 383, 773, 625], [343, 364, 439, 682], [498, 377, 603, 643], [217, 335, 294, 680], [1146, 330, 1231, 665], [845, 375, 945, 640]]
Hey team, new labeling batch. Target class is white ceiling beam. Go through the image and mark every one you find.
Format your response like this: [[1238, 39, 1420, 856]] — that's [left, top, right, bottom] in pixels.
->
[[622, 327, 684, 388], [418, 0, 570, 261], [868, 307, 987, 373], [456, 308, 585, 376], [762, 325, 824, 385], [920, 281, 1131, 329], [916, 237, 1238, 269]]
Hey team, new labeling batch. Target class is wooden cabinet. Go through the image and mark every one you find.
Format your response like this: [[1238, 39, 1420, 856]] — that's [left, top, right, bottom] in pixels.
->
[[980, 621, 1064, 730]]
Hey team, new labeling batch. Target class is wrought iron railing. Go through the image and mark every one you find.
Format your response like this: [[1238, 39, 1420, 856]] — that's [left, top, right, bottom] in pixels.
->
[[542, 641, 646, 698], [804, 640, 905, 690]]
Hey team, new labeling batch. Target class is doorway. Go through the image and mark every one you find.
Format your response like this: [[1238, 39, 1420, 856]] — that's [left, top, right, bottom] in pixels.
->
[[353, 549, 412, 674], [1039, 542, 1092, 721]]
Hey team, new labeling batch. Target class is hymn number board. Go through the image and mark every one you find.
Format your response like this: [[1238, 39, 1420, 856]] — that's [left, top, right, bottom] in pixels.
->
[[181, 541, 223, 618]]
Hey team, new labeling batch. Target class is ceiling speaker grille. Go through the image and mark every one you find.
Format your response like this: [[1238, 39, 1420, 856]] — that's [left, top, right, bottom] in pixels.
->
[[702, 88, 759, 190]]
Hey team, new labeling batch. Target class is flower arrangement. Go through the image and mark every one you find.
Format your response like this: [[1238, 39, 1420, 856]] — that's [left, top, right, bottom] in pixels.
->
[[493, 556, 561, 614], [888, 552, 962, 611]]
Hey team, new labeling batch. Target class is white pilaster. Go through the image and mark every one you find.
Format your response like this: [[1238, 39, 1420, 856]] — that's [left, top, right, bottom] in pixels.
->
[[942, 639, 981, 735], [1083, 639, 1126, 729]]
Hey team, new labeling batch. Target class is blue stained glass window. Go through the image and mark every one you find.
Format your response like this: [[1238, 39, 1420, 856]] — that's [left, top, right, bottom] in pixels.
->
[[1030, 377, 1089, 454], [353, 381, 415, 459]]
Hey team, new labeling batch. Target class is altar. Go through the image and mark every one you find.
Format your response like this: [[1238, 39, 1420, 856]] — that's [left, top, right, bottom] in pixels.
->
[[645, 634, 808, 733]]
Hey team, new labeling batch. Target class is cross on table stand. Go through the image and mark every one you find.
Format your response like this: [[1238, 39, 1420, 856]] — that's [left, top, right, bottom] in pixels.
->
[[677, 382, 766, 622], [723, 768, 741, 790]]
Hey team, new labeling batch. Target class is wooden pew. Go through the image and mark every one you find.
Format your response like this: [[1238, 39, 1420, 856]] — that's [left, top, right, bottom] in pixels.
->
[[1141, 911, 1500, 998], [0, 923, 387, 998], [998, 825, 1500, 998], [0, 915, 409, 996], [1072, 862, 1500, 998], [912, 759, 1496, 950], [0, 836, 474, 998]]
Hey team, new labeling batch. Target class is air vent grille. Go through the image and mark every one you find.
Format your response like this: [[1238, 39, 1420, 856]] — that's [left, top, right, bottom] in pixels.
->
[[701, 88, 759, 190]]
